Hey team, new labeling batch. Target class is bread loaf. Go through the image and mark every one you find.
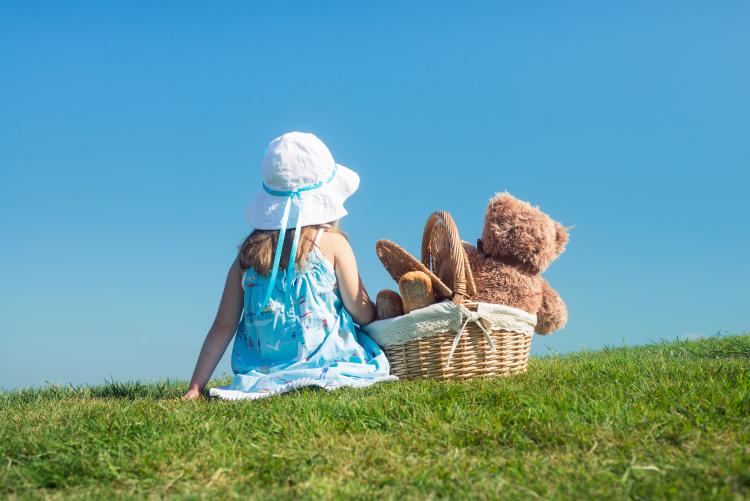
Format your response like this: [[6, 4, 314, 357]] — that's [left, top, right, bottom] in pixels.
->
[[398, 271, 436, 313]]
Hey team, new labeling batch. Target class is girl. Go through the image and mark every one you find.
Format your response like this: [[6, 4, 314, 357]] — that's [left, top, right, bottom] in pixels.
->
[[183, 132, 395, 400]]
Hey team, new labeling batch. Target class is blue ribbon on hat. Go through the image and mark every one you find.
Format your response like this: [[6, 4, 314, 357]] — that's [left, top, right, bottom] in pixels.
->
[[259, 164, 338, 309]]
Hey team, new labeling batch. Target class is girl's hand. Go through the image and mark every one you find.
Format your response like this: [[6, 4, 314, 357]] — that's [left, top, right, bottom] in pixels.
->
[[182, 386, 202, 400]]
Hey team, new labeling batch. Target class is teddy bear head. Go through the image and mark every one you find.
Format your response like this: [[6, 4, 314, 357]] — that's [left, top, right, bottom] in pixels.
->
[[478, 192, 569, 275]]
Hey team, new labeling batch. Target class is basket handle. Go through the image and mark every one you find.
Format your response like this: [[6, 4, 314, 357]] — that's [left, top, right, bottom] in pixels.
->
[[421, 210, 476, 305]]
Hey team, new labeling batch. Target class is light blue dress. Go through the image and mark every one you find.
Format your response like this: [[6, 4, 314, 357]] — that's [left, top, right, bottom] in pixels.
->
[[209, 230, 396, 400]]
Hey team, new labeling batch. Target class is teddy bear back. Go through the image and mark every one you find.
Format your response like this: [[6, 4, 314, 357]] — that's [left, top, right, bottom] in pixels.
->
[[480, 192, 568, 275], [464, 243, 545, 313]]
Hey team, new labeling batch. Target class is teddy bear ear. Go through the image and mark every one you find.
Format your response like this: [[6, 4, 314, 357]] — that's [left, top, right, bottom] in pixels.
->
[[554, 221, 570, 257]]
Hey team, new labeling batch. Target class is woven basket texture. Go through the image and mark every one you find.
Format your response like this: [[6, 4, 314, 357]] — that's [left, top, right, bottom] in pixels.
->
[[375, 240, 452, 299]]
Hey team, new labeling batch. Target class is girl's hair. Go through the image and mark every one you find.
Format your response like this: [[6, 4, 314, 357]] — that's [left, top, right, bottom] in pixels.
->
[[238, 221, 343, 275]]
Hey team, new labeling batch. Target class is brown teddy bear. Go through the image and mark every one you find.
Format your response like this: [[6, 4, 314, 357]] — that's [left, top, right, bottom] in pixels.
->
[[463, 192, 569, 334]]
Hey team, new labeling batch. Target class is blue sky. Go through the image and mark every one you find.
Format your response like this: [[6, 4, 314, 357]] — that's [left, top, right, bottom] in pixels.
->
[[1, 2, 748, 389]]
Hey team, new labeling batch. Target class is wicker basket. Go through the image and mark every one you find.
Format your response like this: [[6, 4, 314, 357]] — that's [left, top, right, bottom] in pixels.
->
[[383, 303, 532, 379], [378, 211, 533, 380]]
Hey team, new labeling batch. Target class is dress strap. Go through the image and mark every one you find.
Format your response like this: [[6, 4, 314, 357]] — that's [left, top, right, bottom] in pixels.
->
[[314, 228, 325, 247]]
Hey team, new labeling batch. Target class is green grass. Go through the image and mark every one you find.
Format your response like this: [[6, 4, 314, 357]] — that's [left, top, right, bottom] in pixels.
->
[[2, 335, 749, 500]]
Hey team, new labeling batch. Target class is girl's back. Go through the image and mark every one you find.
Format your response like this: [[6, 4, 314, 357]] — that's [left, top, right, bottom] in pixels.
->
[[232, 228, 369, 373]]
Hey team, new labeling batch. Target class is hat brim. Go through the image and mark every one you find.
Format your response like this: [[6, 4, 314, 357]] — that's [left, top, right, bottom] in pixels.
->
[[245, 164, 360, 230]]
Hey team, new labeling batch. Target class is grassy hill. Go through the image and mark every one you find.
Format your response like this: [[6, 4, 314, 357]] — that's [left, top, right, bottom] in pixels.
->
[[2, 334, 749, 499]]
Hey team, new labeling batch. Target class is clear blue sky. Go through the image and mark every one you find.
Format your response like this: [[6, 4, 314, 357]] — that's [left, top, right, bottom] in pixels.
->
[[1, 2, 748, 389]]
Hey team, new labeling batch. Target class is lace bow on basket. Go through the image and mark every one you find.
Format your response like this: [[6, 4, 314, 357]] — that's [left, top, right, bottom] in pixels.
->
[[444, 304, 496, 369]]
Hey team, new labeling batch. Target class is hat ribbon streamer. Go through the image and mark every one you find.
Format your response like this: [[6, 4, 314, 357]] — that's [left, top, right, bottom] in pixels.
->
[[259, 165, 338, 308]]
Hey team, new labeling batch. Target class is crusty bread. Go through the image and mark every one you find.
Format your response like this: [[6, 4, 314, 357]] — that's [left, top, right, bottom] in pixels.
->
[[376, 289, 404, 320], [398, 271, 436, 313]]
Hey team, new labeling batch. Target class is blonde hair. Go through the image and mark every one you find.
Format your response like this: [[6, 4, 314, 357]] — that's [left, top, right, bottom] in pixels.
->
[[238, 221, 343, 275]]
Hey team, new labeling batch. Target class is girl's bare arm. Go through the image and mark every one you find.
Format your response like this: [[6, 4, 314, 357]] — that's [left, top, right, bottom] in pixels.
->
[[325, 232, 376, 326], [183, 258, 244, 399]]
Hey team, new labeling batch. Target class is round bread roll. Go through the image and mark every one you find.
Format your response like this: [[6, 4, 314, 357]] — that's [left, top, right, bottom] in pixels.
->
[[376, 289, 404, 320]]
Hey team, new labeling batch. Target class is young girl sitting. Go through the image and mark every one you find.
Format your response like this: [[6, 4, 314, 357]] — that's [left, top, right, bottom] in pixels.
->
[[183, 132, 395, 400]]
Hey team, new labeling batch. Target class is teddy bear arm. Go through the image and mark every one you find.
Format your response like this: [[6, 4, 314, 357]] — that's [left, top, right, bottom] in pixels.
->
[[535, 279, 568, 335]]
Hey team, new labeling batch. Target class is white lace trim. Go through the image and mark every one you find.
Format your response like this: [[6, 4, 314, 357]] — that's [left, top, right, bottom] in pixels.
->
[[363, 301, 536, 348]]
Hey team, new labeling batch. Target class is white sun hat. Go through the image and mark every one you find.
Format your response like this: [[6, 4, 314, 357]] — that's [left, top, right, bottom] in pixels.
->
[[245, 131, 360, 308], [245, 131, 360, 230]]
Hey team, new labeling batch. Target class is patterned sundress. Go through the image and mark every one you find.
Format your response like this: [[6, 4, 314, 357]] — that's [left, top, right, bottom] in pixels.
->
[[209, 229, 396, 400]]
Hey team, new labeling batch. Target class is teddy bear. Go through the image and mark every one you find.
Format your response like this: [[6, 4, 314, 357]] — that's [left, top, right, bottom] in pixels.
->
[[463, 192, 569, 334]]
